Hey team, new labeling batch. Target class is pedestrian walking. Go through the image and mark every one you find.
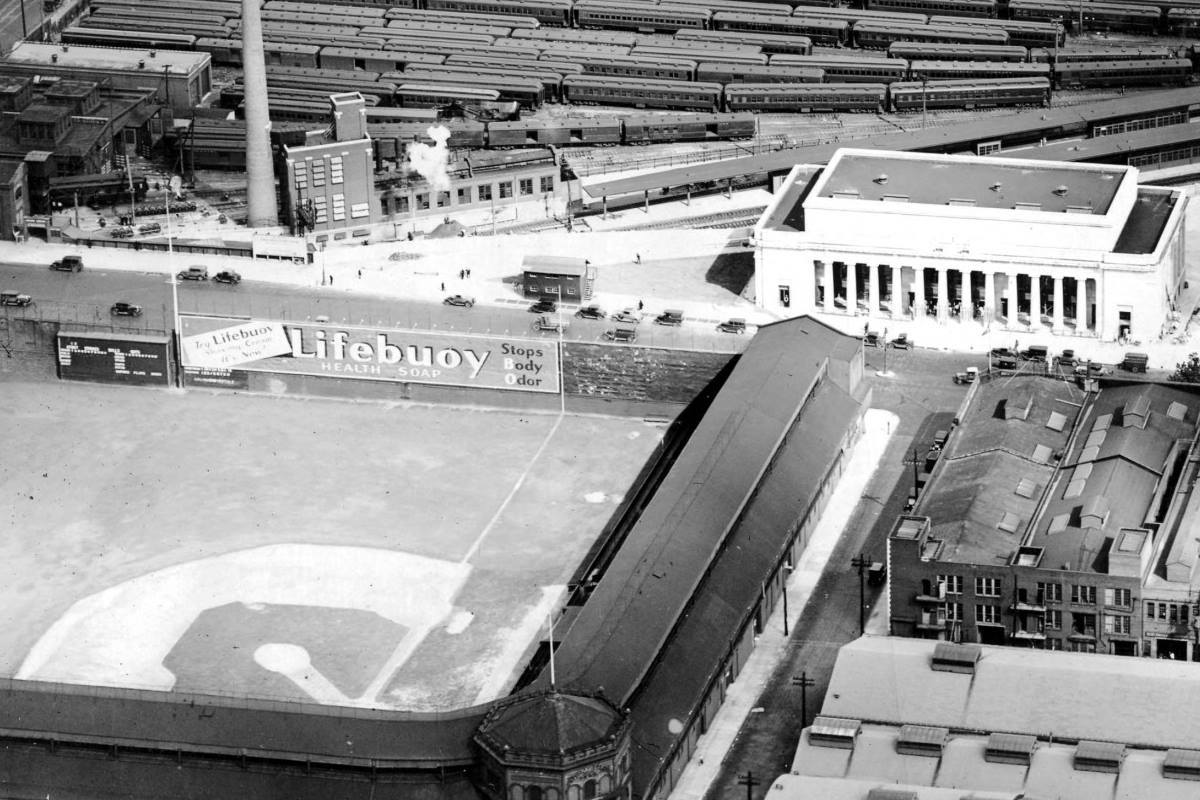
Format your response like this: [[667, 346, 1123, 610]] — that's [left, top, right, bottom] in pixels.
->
[[357, 269, 362, 279], [441, 281, 445, 291], [635, 253, 641, 264], [466, 268, 471, 278], [329, 275, 333, 286], [637, 299, 644, 311]]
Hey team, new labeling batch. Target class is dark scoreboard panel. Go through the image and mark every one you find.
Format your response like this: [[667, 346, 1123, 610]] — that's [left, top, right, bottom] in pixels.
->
[[56, 330, 173, 386]]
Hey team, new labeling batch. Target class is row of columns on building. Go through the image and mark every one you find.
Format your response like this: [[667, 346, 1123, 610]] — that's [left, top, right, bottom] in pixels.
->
[[816, 261, 1095, 333]]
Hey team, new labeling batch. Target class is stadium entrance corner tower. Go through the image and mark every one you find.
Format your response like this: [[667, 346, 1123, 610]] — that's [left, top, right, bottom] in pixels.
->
[[473, 691, 633, 800]]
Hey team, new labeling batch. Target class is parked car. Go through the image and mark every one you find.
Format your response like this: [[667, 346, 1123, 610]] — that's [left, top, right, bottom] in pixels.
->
[[50, 255, 83, 272], [137, 222, 162, 235], [110, 301, 142, 317], [533, 315, 567, 333], [530, 298, 558, 314], [1120, 352, 1149, 373], [612, 309, 640, 325], [443, 294, 475, 308], [989, 346, 1016, 359], [177, 265, 208, 281], [654, 309, 684, 327], [867, 562, 887, 586], [1021, 344, 1049, 362], [717, 318, 747, 334], [213, 270, 241, 285], [1075, 362, 1107, 377], [1057, 349, 1077, 368], [575, 304, 606, 320], [864, 330, 883, 348], [953, 367, 979, 385], [108, 227, 134, 239], [889, 333, 912, 350], [0, 290, 32, 307], [604, 327, 638, 343]]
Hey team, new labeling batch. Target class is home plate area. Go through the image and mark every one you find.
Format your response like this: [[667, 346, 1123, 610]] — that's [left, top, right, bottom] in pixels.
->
[[16, 544, 473, 709]]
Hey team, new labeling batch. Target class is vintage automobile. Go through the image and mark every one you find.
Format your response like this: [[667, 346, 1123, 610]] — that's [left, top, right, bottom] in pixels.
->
[[953, 366, 979, 385], [177, 265, 209, 281], [612, 309, 641, 325], [604, 327, 638, 343], [0, 290, 32, 306], [530, 298, 558, 314], [110, 301, 143, 317], [443, 294, 475, 308], [50, 255, 83, 272], [889, 333, 913, 350], [654, 309, 684, 327], [717, 318, 747, 334], [575, 304, 606, 320], [533, 315, 567, 333], [213, 270, 242, 285]]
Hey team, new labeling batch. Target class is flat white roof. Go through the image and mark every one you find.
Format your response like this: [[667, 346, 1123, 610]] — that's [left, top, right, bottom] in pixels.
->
[[7, 42, 208, 75]]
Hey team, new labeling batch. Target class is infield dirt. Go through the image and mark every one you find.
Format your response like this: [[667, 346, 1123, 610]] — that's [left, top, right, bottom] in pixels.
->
[[1, 380, 662, 710]]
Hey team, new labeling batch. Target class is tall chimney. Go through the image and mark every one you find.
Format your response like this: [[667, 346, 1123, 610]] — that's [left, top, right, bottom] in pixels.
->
[[241, 0, 278, 227]]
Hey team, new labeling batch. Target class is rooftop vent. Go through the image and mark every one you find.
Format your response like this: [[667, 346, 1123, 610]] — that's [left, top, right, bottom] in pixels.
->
[[931, 642, 981, 674], [138, 60, 145, 69], [990, 182, 1003, 191], [896, 725, 949, 757], [50, 53, 56, 63], [1164, 748, 1200, 781], [149, 50, 156, 57], [61, 44, 68, 52], [874, 173, 889, 184], [1074, 740, 1126, 773], [1053, 185, 1069, 196], [985, 732, 1038, 765], [808, 716, 862, 750]]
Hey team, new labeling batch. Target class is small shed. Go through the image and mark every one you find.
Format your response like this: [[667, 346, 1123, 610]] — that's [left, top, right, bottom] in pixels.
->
[[522, 255, 595, 302]]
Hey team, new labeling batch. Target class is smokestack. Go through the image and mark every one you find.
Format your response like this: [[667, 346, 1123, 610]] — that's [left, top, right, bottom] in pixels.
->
[[241, 0, 278, 227]]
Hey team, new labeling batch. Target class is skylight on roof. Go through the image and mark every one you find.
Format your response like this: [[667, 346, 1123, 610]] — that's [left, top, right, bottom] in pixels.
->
[[1015, 478, 1038, 498], [1092, 413, 1112, 432], [1032, 444, 1053, 464], [1048, 513, 1070, 534], [998, 512, 1021, 533], [1064, 480, 1086, 500], [1046, 411, 1067, 432], [1168, 401, 1188, 421]]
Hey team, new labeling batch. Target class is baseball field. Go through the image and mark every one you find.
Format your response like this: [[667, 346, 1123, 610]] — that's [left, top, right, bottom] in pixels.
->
[[0, 380, 662, 711]]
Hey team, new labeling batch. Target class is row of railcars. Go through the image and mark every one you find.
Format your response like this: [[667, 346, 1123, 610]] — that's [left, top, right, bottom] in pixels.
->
[[723, 76, 1051, 110]]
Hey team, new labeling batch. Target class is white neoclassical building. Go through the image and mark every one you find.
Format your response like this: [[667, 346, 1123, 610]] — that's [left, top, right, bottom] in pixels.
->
[[754, 148, 1187, 342]]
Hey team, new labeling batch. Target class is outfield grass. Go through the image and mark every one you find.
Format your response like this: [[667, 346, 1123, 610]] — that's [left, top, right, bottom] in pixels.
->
[[1, 380, 662, 710]]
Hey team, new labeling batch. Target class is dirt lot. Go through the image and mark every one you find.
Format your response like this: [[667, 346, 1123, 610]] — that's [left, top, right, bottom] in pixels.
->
[[0, 380, 662, 710]]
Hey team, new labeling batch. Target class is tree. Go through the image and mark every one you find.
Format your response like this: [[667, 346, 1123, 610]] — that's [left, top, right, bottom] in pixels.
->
[[1171, 353, 1200, 383]]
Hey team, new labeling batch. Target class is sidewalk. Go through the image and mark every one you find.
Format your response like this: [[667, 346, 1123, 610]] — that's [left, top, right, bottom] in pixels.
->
[[666, 408, 898, 800], [4, 189, 776, 330]]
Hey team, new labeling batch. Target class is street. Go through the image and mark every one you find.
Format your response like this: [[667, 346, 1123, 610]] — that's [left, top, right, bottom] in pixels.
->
[[0, 259, 749, 354], [704, 344, 987, 800]]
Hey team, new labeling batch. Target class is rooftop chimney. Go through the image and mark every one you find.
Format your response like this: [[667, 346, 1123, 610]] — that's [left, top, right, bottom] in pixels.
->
[[241, 0, 279, 227]]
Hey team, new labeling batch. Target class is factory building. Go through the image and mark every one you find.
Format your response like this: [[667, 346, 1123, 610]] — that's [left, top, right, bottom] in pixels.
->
[[755, 148, 1187, 343]]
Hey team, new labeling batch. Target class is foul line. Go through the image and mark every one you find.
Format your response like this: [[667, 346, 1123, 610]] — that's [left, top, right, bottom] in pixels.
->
[[461, 413, 565, 565]]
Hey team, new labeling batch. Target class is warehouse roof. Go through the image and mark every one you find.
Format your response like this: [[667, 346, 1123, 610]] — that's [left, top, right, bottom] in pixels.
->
[[5, 42, 208, 75]]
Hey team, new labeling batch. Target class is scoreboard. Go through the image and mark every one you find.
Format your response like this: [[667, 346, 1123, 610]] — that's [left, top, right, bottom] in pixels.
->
[[57, 330, 173, 386]]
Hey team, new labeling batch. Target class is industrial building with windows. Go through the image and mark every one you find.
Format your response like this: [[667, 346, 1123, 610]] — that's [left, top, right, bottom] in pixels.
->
[[778, 637, 1200, 800], [754, 148, 1188, 343], [888, 374, 1200, 660]]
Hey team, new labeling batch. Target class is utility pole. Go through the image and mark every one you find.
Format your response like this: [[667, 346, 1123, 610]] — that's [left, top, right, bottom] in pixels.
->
[[791, 672, 815, 728], [737, 772, 761, 800], [921, 78, 927, 130], [912, 447, 920, 503], [851, 554, 870, 635]]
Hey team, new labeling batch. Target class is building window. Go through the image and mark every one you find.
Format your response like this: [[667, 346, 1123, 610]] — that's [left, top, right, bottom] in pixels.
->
[[416, 193, 429, 210], [1104, 588, 1132, 609], [519, 177, 534, 196], [437, 191, 450, 208], [1037, 581, 1062, 603], [1072, 613, 1097, 637], [1046, 638, 1064, 651], [1170, 604, 1179, 623], [540, 175, 554, 193], [499, 181, 513, 199], [975, 604, 1000, 624], [478, 184, 493, 202], [1147, 602, 1156, 619], [944, 602, 963, 621], [1045, 609, 1062, 630], [1160, 603, 1168, 620], [1071, 585, 1097, 605], [1104, 614, 1131, 635], [939, 574, 963, 595], [975, 577, 1001, 598], [457, 187, 470, 204]]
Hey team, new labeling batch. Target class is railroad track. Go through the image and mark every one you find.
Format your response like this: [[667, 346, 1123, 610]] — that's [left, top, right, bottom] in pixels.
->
[[611, 207, 766, 232]]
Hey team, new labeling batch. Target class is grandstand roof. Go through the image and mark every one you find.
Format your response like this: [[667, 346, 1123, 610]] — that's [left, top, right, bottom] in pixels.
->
[[815, 150, 1125, 214], [544, 316, 865, 789]]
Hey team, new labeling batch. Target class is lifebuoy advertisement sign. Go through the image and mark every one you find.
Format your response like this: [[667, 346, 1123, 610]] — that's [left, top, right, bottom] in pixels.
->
[[180, 315, 561, 393]]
